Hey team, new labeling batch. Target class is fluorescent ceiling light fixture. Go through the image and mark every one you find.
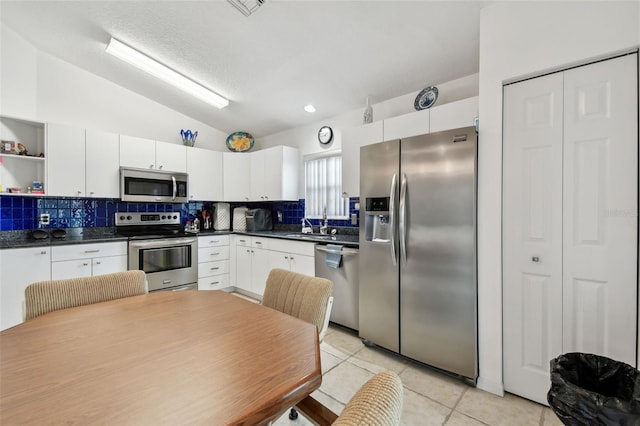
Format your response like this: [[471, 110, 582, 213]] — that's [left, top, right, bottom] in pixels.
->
[[227, 0, 266, 17], [106, 37, 229, 109], [304, 104, 316, 113]]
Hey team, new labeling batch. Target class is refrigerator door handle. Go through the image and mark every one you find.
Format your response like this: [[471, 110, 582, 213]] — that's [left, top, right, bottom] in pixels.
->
[[389, 173, 398, 266], [399, 173, 407, 265]]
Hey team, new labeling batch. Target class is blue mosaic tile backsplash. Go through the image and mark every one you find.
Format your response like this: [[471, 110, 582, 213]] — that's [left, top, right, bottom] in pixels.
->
[[0, 196, 360, 231]]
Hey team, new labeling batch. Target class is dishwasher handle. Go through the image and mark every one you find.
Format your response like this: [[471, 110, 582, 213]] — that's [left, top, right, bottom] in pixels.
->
[[315, 246, 359, 256]]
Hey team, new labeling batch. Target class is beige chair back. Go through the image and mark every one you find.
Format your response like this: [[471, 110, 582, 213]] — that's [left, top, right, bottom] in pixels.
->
[[25, 270, 148, 320], [262, 269, 333, 340], [333, 370, 403, 425]]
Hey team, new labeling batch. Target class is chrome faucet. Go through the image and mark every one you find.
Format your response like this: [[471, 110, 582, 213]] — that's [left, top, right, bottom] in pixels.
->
[[301, 218, 314, 234], [320, 207, 328, 234]]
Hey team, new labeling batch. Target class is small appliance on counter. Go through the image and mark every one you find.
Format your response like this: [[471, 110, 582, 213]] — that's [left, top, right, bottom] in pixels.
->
[[245, 209, 272, 232], [213, 202, 230, 230], [232, 207, 248, 231]]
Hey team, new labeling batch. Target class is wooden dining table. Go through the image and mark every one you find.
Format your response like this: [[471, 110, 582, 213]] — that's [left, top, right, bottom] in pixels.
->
[[0, 290, 323, 425]]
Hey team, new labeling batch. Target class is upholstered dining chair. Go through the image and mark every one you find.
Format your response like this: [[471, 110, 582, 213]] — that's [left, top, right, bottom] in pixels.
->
[[261, 268, 334, 421], [332, 370, 403, 425], [262, 268, 334, 342], [25, 270, 148, 321]]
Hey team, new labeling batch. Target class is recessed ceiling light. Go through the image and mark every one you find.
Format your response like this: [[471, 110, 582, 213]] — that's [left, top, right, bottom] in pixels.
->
[[304, 104, 316, 113], [106, 37, 229, 109]]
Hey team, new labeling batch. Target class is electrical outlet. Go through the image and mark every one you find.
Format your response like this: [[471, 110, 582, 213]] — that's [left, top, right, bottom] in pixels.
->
[[354, 202, 360, 210], [39, 213, 50, 225], [351, 213, 357, 225]]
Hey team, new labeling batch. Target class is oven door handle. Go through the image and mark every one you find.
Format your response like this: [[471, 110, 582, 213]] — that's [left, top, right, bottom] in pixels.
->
[[129, 237, 196, 248], [172, 176, 177, 201]]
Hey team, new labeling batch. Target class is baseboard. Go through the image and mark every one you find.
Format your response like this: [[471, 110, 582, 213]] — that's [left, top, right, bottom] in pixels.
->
[[476, 376, 504, 396]]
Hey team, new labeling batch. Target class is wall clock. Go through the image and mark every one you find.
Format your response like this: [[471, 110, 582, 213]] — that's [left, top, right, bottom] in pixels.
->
[[318, 126, 333, 144]]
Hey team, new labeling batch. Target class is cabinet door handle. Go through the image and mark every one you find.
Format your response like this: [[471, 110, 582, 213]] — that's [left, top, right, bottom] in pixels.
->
[[284, 256, 289, 260], [149, 164, 154, 169], [210, 267, 219, 271], [85, 250, 100, 253], [40, 251, 47, 255], [532, 256, 540, 262], [239, 239, 246, 243], [210, 281, 220, 285], [90, 191, 95, 195], [210, 240, 219, 244], [95, 261, 101, 265], [290, 256, 294, 260], [246, 249, 250, 253], [82, 262, 89, 266], [210, 252, 220, 256], [255, 242, 262, 245], [158, 165, 163, 170]]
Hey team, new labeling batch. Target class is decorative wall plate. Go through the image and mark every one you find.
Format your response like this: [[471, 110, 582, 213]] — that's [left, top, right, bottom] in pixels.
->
[[226, 132, 254, 152], [414, 86, 439, 110]]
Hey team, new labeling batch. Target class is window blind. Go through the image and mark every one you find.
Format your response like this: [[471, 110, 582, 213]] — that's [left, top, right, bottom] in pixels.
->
[[304, 154, 348, 219]]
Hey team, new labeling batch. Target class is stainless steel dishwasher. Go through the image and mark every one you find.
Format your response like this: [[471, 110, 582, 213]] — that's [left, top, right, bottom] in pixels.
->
[[315, 244, 359, 331]]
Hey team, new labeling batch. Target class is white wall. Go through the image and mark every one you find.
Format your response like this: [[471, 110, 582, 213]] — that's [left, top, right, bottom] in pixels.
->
[[1, 26, 228, 151], [478, 1, 639, 395], [1, 26, 37, 119]]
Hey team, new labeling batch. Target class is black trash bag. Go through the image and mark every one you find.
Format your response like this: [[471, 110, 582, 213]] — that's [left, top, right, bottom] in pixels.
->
[[548, 352, 640, 426]]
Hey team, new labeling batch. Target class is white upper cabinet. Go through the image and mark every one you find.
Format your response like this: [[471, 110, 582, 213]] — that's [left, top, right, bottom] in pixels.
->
[[429, 96, 478, 133], [155, 141, 187, 172], [120, 135, 186, 173], [252, 146, 298, 201], [47, 124, 120, 198], [46, 123, 86, 197], [119, 135, 155, 169], [85, 129, 119, 198], [383, 108, 430, 141], [223, 152, 251, 201], [341, 121, 384, 198], [187, 147, 223, 201], [250, 149, 267, 201], [224, 146, 299, 202], [341, 97, 479, 198]]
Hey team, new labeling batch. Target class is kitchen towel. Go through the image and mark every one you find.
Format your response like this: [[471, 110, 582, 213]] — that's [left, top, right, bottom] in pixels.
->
[[325, 244, 343, 269]]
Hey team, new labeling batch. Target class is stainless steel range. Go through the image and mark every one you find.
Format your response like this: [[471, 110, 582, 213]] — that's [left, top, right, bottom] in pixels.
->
[[115, 212, 198, 292]]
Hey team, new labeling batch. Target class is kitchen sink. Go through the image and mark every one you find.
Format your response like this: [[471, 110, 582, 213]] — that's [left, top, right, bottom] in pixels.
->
[[284, 233, 334, 240]]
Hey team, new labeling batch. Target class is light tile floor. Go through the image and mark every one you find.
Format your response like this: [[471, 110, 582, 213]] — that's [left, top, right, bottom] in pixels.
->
[[272, 325, 563, 426]]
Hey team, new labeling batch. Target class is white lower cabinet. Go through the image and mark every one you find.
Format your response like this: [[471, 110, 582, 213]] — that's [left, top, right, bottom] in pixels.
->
[[0, 247, 51, 330], [51, 242, 127, 280], [267, 239, 315, 276], [234, 236, 271, 296], [233, 236, 316, 297], [197, 235, 231, 291]]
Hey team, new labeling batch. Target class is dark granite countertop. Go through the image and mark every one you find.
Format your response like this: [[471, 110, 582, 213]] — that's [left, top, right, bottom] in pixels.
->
[[0, 228, 128, 250], [233, 230, 359, 247], [1, 227, 360, 249]]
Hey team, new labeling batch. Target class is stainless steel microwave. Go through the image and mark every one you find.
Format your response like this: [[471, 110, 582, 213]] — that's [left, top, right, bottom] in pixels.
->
[[120, 167, 189, 203]]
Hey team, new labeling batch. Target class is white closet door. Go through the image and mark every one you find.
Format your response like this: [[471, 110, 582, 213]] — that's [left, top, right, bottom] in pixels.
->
[[503, 73, 564, 404], [562, 54, 638, 365]]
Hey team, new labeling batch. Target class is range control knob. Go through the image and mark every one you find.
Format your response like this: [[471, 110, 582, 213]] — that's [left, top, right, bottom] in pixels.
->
[[162, 215, 166, 219], [172, 215, 177, 219], [127, 215, 132, 220], [119, 215, 125, 221]]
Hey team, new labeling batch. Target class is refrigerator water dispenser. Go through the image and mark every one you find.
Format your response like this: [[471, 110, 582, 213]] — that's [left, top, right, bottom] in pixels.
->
[[364, 197, 391, 242]]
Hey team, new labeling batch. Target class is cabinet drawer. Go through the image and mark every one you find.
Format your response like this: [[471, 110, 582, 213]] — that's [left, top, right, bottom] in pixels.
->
[[51, 259, 93, 280], [198, 274, 230, 291], [235, 236, 251, 247], [198, 260, 229, 278], [198, 246, 229, 262], [198, 234, 230, 248], [251, 237, 270, 249], [52, 241, 127, 262], [269, 238, 316, 256]]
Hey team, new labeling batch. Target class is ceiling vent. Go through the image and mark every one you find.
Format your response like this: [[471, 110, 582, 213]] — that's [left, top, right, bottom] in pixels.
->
[[227, 0, 266, 17]]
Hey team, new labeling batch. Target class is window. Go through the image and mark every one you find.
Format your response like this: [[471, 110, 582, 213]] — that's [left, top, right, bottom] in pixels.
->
[[304, 152, 348, 219]]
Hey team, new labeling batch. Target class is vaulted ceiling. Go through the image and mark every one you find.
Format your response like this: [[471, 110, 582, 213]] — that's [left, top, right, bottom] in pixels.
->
[[0, 1, 486, 137]]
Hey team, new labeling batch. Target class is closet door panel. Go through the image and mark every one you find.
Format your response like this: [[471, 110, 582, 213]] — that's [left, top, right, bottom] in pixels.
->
[[562, 54, 638, 365], [503, 72, 564, 404]]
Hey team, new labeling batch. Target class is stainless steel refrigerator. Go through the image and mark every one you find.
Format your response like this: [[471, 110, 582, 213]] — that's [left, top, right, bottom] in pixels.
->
[[359, 126, 477, 381]]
